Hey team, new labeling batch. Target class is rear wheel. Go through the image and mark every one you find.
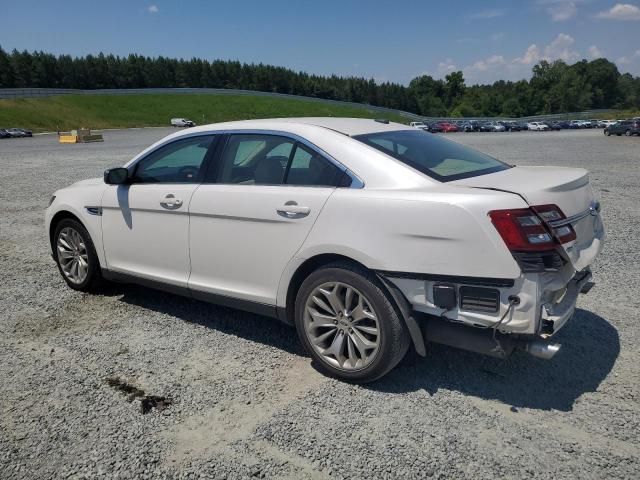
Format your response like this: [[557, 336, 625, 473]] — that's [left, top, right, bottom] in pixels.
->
[[53, 218, 103, 291], [605, 130, 610, 136], [625, 130, 631, 137], [294, 263, 409, 383]]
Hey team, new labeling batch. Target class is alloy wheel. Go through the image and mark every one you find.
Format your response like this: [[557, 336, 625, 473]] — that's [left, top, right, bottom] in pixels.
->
[[304, 282, 380, 371], [57, 227, 89, 284]]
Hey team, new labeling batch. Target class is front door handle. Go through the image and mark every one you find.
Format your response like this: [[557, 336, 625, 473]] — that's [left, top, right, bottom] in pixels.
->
[[277, 201, 311, 218], [160, 194, 183, 210]]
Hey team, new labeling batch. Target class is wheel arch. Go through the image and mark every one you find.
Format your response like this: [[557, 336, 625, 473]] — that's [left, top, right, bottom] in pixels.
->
[[280, 252, 427, 356], [49, 210, 85, 251]]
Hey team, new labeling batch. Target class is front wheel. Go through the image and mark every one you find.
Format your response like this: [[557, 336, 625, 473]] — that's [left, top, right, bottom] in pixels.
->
[[53, 218, 103, 291], [605, 130, 610, 136], [294, 263, 409, 383], [625, 130, 631, 137]]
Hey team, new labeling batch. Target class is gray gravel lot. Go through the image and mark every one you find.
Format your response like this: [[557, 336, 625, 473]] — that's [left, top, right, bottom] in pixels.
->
[[1, 128, 639, 479]]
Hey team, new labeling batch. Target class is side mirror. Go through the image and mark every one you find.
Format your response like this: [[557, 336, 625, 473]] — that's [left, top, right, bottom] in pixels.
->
[[104, 167, 129, 185]]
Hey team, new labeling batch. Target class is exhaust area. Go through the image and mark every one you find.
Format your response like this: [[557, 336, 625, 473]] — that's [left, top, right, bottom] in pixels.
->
[[522, 341, 561, 360], [422, 317, 562, 360]]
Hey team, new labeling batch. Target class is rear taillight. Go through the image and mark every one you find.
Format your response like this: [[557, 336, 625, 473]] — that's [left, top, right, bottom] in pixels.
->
[[489, 204, 576, 252], [531, 204, 577, 243]]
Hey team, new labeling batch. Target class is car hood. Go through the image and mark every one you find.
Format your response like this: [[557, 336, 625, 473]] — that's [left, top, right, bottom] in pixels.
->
[[70, 177, 104, 187]]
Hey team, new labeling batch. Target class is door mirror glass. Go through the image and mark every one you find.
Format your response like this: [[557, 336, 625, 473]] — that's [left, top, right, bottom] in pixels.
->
[[104, 167, 129, 185]]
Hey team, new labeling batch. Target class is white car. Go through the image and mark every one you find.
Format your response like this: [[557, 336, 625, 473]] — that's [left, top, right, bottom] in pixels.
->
[[170, 118, 196, 128], [409, 121, 429, 130], [527, 122, 550, 131], [45, 118, 604, 382]]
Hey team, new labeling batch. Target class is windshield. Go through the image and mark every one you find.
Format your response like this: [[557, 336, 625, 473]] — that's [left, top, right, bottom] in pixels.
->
[[353, 129, 511, 182]]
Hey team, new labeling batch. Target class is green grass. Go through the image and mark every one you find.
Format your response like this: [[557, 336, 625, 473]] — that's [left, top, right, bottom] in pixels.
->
[[0, 94, 411, 132]]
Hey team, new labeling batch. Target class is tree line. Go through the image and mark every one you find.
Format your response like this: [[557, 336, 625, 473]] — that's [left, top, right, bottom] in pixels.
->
[[1, 46, 639, 117]]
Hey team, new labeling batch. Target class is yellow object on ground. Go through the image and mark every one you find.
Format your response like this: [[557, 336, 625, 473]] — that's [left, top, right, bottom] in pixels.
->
[[58, 128, 104, 143]]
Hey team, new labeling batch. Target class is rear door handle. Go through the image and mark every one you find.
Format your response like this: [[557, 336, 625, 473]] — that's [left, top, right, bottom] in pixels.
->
[[160, 194, 183, 210], [277, 202, 311, 218]]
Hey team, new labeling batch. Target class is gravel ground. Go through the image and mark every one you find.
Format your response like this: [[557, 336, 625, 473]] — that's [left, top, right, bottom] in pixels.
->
[[1, 128, 638, 479]]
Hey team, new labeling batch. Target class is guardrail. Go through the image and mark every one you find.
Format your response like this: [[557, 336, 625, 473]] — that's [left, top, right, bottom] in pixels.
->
[[0, 88, 615, 122]]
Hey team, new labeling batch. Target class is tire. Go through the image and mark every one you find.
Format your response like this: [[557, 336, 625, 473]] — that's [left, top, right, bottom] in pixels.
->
[[53, 218, 103, 292], [605, 130, 610, 136], [294, 262, 410, 383], [625, 130, 631, 137]]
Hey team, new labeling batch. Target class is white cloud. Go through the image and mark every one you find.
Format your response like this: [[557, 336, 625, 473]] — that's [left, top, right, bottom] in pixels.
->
[[515, 44, 542, 65], [466, 55, 507, 73], [147, 5, 159, 14], [437, 59, 457, 75], [543, 33, 580, 62], [468, 9, 505, 19], [587, 45, 604, 59], [595, 3, 640, 20], [544, 0, 578, 21], [618, 49, 640, 63]]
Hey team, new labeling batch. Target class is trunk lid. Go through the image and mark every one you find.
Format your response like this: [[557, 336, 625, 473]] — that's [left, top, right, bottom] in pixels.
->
[[452, 166, 605, 271]]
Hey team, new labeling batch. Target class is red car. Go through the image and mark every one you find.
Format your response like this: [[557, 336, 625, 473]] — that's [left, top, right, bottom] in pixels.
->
[[436, 122, 459, 133]]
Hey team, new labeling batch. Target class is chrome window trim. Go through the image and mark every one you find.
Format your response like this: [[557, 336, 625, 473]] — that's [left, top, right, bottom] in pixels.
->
[[125, 129, 365, 188]]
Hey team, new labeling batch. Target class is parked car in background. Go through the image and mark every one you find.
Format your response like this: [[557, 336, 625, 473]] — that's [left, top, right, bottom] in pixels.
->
[[453, 121, 473, 132], [428, 122, 443, 133], [409, 121, 429, 130], [0, 129, 11, 139], [517, 121, 529, 130], [6, 128, 32, 137], [171, 118, 196, 128], [528, 122, 550, 131], [544, 121, 562, 131], [604, 119, 640, 136], [45, 117, 605, 382], [437, 122, 459, 133], [599, 120, 617, 128], [500, 121, 521, 132], [556, 121, 572, 129]]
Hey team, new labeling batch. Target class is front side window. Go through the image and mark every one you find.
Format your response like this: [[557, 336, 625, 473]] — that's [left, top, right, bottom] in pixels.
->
[[133, 135, 216, 183], [353, 130, 511, 182]]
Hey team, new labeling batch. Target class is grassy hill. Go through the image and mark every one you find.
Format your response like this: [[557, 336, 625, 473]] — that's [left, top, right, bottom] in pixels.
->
[[0, 94, 411, 132]]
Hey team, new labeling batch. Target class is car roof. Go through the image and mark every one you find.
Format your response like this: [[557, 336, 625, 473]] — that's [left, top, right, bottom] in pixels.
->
[[182, 117, 410, 137]]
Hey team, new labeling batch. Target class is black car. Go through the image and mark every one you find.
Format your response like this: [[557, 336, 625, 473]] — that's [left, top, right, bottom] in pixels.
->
[[500, 121, 521, 132], [604, 120, 640, 136], [0, 129, 12, 139], [556, 121, 572, 129], [427, 122, 443, 133], [544, 121, 562, 131]]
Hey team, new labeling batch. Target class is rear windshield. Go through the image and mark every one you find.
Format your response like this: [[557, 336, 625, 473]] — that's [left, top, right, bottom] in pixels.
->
[[353, 130, 511, 182]]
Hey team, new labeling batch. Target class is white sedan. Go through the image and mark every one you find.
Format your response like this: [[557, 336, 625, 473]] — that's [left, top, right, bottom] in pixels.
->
[[527, 122, 550, 131], [46, 118, 605, 382]]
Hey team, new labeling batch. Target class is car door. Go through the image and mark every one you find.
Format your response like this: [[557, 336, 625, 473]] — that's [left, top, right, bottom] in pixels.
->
[[101, 134, 217, 288], [188, 133, 350, 306]]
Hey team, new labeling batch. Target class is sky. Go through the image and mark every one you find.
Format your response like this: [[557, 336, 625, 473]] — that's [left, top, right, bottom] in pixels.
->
[[1, 0, 640, 85]]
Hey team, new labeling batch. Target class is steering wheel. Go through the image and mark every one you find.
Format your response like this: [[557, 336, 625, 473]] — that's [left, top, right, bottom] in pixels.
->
[[178, 166, 199, 181]]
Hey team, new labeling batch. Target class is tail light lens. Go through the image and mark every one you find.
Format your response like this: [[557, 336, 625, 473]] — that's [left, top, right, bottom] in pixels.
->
[[532, 204, 577, 243], [489, 204, 576, 252]]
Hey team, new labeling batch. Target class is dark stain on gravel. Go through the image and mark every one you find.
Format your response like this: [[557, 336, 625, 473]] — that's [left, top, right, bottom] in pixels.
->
[[105, 376, 172, 414]]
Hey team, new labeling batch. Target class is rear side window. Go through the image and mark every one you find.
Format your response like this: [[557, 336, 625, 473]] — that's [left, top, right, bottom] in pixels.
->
[[216, 134, 348, 187], [353, 130, 511, 182], [285, 144, 345, 187]]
